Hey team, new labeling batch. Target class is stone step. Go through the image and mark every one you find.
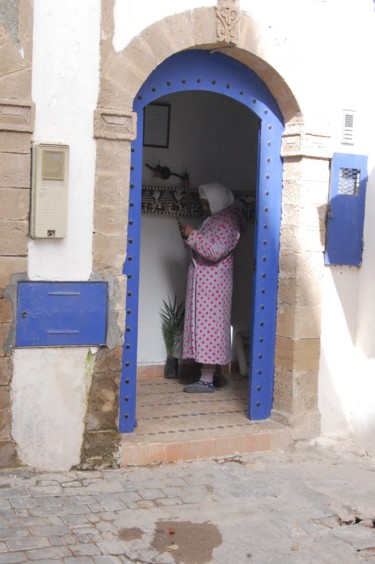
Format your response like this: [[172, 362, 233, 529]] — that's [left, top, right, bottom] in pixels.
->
[[120, 374, 292, 466]]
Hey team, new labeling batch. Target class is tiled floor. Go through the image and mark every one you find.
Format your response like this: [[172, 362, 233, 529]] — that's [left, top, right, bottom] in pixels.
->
[[120, 371, 292, 466]]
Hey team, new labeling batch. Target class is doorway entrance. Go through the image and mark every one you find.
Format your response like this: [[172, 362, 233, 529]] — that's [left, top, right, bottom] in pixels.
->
[[120, 50, 284, 432]]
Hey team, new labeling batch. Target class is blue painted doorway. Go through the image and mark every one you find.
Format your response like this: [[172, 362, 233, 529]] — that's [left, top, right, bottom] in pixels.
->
[[120, 50, 284, 432]]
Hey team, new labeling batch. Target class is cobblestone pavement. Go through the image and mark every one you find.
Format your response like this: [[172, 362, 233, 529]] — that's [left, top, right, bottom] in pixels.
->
[[0, 438, 375, 563]]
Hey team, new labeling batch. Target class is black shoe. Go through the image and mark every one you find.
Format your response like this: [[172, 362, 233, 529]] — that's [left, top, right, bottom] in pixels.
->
[[183, 380, 215, 393]]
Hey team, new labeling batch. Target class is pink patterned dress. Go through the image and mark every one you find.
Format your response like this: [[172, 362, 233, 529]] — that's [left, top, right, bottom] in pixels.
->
[[182, 206, 241, 365]]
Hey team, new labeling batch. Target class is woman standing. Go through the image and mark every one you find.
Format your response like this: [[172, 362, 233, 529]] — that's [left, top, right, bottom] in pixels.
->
[[179, 183, 242, 392]]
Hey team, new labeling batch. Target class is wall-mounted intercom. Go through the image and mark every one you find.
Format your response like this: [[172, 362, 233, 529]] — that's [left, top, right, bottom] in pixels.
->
[[30, 143, 69, 238]]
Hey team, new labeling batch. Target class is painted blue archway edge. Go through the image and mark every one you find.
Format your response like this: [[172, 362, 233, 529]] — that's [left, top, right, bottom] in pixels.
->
[[120, 50, 284, 432]]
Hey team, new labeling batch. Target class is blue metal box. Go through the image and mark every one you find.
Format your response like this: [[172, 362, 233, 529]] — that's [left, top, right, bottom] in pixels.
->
[[16, 281, 107, 347]]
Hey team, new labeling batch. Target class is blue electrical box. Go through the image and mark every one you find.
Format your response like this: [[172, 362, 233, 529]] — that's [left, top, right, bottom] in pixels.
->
[[16, 281, 108, 347], [325, 153, 368, 266]]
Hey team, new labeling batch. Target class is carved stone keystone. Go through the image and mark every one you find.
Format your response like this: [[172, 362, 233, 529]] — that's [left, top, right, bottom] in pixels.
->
[[216, 0, 240, 45]]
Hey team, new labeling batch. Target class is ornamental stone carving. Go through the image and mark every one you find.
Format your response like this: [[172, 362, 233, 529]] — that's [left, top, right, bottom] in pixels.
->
[[94, 108, 137, 141], [0, 99, 35, 132], [216, 0, 240, 45], [281, 132, 332, 159]]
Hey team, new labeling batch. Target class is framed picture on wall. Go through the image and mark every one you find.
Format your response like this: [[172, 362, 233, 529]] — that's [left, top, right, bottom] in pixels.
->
[[143, 103, 171, 148]]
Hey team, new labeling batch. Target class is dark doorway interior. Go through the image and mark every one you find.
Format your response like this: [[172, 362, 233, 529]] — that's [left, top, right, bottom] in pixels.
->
[[137, 90, 260, 407]]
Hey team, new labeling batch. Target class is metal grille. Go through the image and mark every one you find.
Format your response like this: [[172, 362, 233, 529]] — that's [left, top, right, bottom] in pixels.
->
[[342, 110, 355, 144], [338, 167, 361, 196]]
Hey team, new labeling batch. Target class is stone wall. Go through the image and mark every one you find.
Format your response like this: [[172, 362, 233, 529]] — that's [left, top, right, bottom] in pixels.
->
[[0, 0, 33, 467], [274, 134, 331, 437], [79, 2, 136, 466]]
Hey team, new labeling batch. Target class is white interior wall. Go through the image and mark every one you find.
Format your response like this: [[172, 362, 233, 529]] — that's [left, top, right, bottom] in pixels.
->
[[138, 91, 258, 364], [142, 92, 259, 191]]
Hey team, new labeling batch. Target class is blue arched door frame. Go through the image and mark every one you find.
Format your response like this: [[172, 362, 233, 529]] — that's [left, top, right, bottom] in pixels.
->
[[120, 50, 284, 432]]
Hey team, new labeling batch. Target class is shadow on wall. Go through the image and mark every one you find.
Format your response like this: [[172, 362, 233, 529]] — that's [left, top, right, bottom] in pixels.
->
[[318, 165, 375, 449], [161, 254, 190, 304], [356, 164, 375, 360], [320, 158, 372, 353]]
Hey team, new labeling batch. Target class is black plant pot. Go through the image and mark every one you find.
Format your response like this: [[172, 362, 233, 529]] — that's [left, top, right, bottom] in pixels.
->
[[164, 357, 178, 379]]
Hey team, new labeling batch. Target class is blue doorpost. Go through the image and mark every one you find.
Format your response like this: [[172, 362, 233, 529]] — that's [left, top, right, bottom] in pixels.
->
[[119, 50, 284, 432], [119, 143, 142, 432]]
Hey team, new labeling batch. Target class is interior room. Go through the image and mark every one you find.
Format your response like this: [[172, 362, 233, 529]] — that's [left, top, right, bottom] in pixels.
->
[[138, 90, 260, 375]]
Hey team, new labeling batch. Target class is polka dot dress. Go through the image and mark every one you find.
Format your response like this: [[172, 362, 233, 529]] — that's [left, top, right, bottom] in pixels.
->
[[182, 207, 241, 365]]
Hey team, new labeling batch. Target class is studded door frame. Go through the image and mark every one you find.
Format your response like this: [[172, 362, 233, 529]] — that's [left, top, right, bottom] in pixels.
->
[[120, 50, 284, 432]]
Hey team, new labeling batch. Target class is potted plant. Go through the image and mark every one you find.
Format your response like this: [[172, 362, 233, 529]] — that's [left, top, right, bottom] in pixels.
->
[[160, 295, 185, 379]]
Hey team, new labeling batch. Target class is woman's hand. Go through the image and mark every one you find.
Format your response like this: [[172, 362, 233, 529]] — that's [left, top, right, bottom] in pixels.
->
[[181, 223, 194, 238]]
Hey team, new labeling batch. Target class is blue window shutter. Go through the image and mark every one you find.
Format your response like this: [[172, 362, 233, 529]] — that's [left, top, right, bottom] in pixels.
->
[[325, 153, 368, 266]]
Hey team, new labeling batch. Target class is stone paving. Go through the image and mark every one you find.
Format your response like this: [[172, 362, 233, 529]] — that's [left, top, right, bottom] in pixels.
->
[[0, 438, 375, 563]]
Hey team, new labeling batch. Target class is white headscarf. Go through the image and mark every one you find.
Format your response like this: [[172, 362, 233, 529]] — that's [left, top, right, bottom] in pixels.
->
[[198, 183, 234, 215]]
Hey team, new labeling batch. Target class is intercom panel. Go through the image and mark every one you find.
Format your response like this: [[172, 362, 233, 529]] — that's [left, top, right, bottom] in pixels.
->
[[30, 143, 69, 238]]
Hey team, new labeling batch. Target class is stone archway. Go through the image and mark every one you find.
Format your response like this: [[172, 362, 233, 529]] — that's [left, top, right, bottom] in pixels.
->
[[83, 1, 331, 462]]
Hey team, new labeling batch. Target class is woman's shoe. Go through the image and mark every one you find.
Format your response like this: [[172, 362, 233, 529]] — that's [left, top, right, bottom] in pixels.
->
[[183, 380, 215, 393]]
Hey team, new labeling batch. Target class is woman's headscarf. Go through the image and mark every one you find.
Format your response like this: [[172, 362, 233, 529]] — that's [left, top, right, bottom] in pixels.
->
[[198, 183, 234, 215]]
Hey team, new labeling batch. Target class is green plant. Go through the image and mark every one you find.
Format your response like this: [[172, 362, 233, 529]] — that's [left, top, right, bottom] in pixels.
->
[[160, 295, 185, 358]]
